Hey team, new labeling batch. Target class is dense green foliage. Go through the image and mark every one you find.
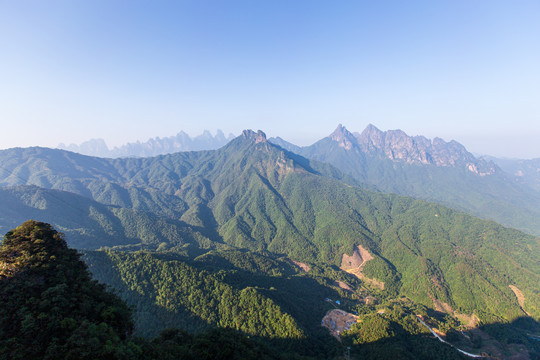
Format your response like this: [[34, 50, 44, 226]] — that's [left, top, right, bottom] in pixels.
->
[[84, 249, 354, 357], [0, 134, 539, 358], [0, 220, 138, 359], [345, 299, 540, 359], [2, 221, 538, 359], [83, 248, 540, 359], [144, 327, 282, 360], [84, 250, 304, 339], [276, 135, 540, 237], [0, 221, 334, 359], [343, 300, 467, 359], [0, 135, 538, 327], [0, 185, 214, 251]]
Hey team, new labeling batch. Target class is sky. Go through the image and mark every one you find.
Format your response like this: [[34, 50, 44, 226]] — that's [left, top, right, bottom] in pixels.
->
[[0, 1, 539, 158]]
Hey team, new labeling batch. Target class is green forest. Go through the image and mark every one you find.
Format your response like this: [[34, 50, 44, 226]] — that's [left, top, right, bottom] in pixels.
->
[[3, 221, 538, 359], [0, 132, 539, 359], [275, 128, 540, 237]]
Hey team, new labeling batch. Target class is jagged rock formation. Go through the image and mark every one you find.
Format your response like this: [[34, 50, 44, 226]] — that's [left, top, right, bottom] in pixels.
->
[[242, 129, 267, 143], [268, 124, 540, 236], [58, 129, 235, 158], [0, 131, 539, 334], [329, 124, 357, 151], [332, 124, 497, 175]]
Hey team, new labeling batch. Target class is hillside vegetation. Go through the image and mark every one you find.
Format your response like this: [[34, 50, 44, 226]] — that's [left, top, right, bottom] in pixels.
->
[[0, 221, 333, 359], [0, 221, 137, 359], [271, 125, 540, 236], [0, 131, 539, 358]]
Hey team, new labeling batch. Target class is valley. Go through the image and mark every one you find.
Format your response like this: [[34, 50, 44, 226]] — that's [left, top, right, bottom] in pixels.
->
[[0, 129, 538, 359], [3, 1, 539, 358]]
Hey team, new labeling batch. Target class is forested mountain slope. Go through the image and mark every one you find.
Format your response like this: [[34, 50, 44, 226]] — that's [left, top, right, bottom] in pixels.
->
[[0, 220, 326, 360], [3, 220, 477, 359], [84, 248, 478, 360], [0, 221, 138, 359], [0, 130, 538, 328], [270, 124, 540, 236]]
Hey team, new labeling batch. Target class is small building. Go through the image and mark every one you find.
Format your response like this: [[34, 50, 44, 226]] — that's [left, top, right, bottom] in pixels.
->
[[336, 300, 341, 305]]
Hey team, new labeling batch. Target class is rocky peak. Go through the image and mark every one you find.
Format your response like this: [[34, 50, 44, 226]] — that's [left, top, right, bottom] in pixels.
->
[[353, 124, 497, 174], [329, 124, 356, 150], [242, 129, 267, 144], [356, 124, 385, 152]]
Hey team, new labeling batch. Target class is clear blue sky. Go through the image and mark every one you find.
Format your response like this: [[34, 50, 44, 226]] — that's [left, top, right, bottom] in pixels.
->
[[1, 0, 539, 157]]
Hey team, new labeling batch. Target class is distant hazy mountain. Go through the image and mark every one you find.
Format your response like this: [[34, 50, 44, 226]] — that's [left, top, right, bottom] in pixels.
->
[[58, 129, 235, 158], [484, 155, 540, 192], [270, 124, 540, 236]]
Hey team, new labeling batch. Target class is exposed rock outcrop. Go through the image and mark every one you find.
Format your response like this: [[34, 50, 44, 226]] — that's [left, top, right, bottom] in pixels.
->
[[329, 124, 498, 175], [242, 129, 267, 143]]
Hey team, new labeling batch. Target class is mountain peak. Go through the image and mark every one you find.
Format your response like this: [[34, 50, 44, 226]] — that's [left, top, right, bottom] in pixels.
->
[[242, 129, 267, 143], [329, 124, 356, 150], [330, 123, 346, 137], [354, 125, 496, 173], [356, 124, 385, 153], [364, 123, 383, 135], [58, 130, 234, 157]]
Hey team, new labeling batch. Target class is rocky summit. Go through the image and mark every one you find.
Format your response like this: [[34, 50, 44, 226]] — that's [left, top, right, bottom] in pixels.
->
[[333, 124, 497, 175]]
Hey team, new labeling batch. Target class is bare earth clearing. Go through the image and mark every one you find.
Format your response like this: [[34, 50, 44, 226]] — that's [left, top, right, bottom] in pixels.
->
[[321, 309, 358, 339], [334, 280, 353, 291], [340, 245, 384, 290], [290, 259, 311, 272], [331, 246, 532, 359], [509, 285, 530, 316]]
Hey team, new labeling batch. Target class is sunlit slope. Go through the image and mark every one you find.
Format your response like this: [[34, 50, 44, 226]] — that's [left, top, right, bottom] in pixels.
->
[[0, 130, 538, 323], [84, 250, 307, 340], [0, 185, 213, 250], [278, 128, 540, 237]]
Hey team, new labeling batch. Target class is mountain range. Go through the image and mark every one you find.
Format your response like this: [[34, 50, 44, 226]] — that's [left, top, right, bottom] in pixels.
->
[[1, 126, 539, 359], [484, 155, 540, 192], [270, 124, 540, 236], [57, 129, 235, 158]]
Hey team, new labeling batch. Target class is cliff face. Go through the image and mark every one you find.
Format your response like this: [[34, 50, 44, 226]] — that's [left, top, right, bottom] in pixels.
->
[[332, 124, 497, 175], [329, 124, 357, 151]]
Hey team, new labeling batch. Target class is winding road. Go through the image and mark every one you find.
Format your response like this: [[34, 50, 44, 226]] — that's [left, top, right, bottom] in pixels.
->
[[416, 316, 485, 358]]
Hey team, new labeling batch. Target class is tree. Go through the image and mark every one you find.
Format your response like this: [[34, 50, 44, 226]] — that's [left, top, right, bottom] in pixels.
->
[[0, 220, 139, 359]]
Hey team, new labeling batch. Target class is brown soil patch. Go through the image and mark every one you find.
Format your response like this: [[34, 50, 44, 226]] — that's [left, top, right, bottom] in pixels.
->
[[509, 285, 530, 316], [340, 245, 384, 290], [334, 280, 352, 291], [340, 245, 374, 270], [363, 296, 378, 305], [428, 295, 481, 329], [347, 267, 385, 290], [432, 328, 447, 337], [430, 295, 454, 314], [321, 309, 358, 339], [455, 312, 480, 329], [290, 259, 310, 272]]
